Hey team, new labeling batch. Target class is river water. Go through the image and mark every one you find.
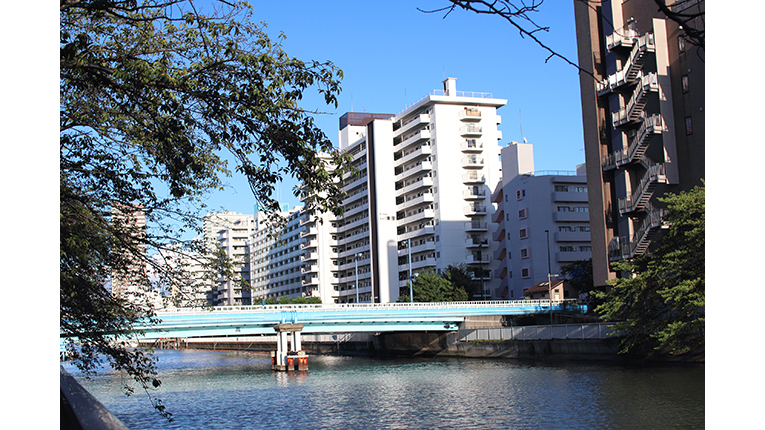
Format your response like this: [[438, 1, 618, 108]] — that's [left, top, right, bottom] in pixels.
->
[[63, 349, 704, 429]]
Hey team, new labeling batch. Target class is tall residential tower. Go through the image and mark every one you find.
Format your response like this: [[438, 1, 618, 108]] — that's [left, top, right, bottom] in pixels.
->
[[574, 0, 704, 286]]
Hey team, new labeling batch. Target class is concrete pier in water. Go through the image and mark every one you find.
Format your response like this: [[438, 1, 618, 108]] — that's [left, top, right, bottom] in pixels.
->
[[271, 323, 308, 371]]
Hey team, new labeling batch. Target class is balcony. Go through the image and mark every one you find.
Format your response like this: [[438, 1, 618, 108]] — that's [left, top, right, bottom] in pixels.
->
[[552, 191, 589, 203], [459, 108, 482, 121], [301, 264, 319, 274], [302, 252, 319, 262], [397, 176, 434, 196], [465, 253, 490, 265], [459, 124, 483, 136], [397, 241, 436, 257], [399, 225, 435, 241], [464, 204, 487, 216], [605, 26, 639, 51], [460, 139, 483, 152], [556, 250, 592, 263], [464, 221, 488, 232], [397, 209, 435, 227], [397, 192, 434, 211], [395, 161, 433, 183], [462, 188, 486, 200], [465, 237, 489, 248], [492, 227, 506, 242], [554, 231, 591, 242], [553, 211, 589, 222], [398, 257, 437, 272], [398, 145, 433, 166], [397, 129, 431, 151], [393, 113, 430, 138], [462, 172, 486, 184], [461, 156, 485, 169]]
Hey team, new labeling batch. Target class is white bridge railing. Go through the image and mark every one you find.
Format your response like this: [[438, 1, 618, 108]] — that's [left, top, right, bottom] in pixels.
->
[[156, 299, 580, 316]]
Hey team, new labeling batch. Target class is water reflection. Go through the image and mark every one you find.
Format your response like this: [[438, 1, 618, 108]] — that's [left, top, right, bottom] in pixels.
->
[[64, 350, 704, 430]]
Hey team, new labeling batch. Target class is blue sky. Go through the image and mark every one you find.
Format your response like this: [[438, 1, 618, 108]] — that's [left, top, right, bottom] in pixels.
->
[[207, 0, 587, 214]]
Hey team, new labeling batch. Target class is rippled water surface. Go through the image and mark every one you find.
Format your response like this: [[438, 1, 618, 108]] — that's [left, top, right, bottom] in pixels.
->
[[64, 349, 704, 429]]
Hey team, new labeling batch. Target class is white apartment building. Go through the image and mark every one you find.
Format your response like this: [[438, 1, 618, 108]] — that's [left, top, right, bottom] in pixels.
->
[[330, 78, 507, 303], [149, 245, 209, 308], [248, 207, 319, 303], [213, 214, 256, 305], [492, 141, 592, 300]]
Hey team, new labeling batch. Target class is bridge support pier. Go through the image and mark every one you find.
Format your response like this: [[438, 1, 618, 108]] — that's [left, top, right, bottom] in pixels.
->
[[272, 324, 307, 371]]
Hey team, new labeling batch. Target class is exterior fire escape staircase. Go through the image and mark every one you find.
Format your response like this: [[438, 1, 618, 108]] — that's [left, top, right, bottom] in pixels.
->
[[609, 207, 666, 261], [618, 158, 667, 215], [597, 33, 655, 96], [602, 113, 665, 171], [612, 72, 659, 127]]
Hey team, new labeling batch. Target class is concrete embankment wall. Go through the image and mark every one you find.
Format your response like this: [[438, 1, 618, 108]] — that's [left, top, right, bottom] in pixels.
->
[[142, 330, 626, 362], [371, 331, 624, 361]]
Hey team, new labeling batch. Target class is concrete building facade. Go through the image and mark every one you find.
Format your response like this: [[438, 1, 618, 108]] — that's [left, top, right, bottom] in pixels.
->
[[493, 142, 591, 300], [574, 0, 704, 286], [328, 78, 507, 303]]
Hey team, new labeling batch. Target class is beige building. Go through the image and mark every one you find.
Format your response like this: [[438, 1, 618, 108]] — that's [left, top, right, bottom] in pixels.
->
[[574, 0, 704, 286], [109, 203, 148, 298]]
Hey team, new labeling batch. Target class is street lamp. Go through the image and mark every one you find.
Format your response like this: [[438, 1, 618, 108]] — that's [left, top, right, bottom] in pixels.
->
[[354, 253, 361, 304], [545, 229, 560, 325], [545, 230, 552, 324], [407, 238, 413, 303]]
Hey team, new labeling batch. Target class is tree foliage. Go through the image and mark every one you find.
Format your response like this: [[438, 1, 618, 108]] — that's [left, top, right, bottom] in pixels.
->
[[60, 0, 348, 420], [595, 183, 705, 359], [443, 264, 482, 299], [560, 259, 594, 294], [399, 269, 468, 303]]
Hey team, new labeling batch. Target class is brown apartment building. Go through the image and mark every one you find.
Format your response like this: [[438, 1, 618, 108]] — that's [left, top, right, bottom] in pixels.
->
[[573, 0, 705, 286]]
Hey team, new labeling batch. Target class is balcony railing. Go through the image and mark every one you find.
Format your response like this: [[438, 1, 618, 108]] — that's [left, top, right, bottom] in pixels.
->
[[612, 72, 659, 127], [459, 108, 482, 121], [462, 172, 485, 183], [602, 114, 665, 170], [618, 161, 667, 214], [461, 139, 483, 152], [461, 156, 485, 168], [460, 125, 483, 136]]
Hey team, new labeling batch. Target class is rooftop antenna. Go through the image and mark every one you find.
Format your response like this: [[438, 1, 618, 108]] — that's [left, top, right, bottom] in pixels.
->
[[520, 110, 526, 143]]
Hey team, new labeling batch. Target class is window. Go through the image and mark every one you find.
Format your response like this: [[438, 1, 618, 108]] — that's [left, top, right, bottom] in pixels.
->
[[685, 116, 693, 135], [519, 228, 528, 239], [555, 185, 568, 192], [678, 35, 685, 52], [520, 248, 529, 259], [516, 189, 525, 200], [682, 75, 689, 93], [521, 268, 530, 278], [560, 245, 576, 252], [518, 208, 527, 219]]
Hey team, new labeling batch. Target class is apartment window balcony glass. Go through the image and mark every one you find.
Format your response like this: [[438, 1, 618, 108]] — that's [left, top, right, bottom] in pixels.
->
[[462, 172, 486, 184], [459, 108, 482, 121], [461, 155, 484, 169], [460, 139, 483, 152], [460, 124, 483, 136]]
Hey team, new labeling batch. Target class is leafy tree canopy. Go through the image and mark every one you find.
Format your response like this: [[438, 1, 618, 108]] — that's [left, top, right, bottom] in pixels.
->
[[399, 269, 468, 303], [595, 182, 705, 359], [60, 0, 348, 420]]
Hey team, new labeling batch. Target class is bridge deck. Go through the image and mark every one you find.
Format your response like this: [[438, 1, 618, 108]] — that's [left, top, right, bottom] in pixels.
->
[[134, 300, 582, 339]]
